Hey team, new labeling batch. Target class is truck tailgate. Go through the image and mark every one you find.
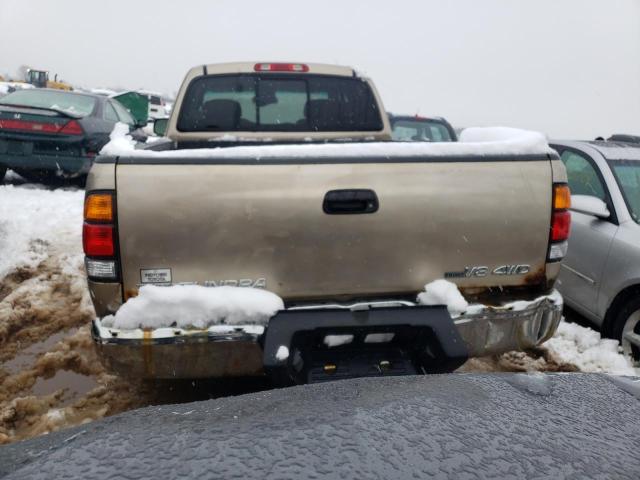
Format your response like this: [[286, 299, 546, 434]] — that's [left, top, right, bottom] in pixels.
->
[[115, 158, 552, 302]]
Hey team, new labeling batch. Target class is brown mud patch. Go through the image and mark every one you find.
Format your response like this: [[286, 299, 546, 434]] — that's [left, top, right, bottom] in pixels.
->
[[0, 253, 151, 444], [457, 347, 579, 373], [0, 253, 267, 445]]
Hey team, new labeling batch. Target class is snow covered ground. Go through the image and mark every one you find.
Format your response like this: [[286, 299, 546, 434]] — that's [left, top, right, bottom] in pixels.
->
[[0, 177, 637, 444]]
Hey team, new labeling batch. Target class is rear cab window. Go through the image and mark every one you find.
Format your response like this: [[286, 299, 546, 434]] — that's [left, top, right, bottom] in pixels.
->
[[177, 74, 383, 132]]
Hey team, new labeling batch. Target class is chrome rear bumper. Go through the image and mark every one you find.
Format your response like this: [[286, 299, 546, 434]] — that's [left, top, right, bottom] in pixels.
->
[[91, 290, 563, 379]]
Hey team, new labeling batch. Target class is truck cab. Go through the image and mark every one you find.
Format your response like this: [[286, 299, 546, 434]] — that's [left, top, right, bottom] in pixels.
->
[[156, 62, 391, 146]]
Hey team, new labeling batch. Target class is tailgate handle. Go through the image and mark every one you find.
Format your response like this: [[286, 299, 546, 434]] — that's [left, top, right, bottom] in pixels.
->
[[323, 189, 379, 215]]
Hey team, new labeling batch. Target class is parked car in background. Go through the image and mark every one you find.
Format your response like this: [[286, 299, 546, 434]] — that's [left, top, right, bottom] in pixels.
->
[[608, 134, 640, 144], [0, 89, 147, 183], [388, 114, 456, 142], [139, 90, 168, 120], [551, 140, 640, 363]]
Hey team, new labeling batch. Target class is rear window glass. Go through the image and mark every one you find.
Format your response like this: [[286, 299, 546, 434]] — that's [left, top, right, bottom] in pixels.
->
[[149, 95, 162, 105], [0, 89, 96, 117], [111, 100, 135, 126], [177, 74, 383, 132], [391, 119, 453, 142]]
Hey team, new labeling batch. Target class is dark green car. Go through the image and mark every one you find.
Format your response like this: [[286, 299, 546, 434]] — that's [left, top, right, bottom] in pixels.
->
[[0, 89, 147, 183]]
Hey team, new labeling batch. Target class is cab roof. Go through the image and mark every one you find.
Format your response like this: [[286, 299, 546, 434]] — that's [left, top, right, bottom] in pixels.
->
[[192, 62, 357, 78]]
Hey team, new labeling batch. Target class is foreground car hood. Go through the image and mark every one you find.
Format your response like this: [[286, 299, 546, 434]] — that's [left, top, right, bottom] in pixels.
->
[[1, 373, 639, 479]]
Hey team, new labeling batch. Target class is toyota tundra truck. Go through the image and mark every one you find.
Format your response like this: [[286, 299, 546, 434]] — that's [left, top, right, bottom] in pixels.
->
[[84, 62, 569, 384]]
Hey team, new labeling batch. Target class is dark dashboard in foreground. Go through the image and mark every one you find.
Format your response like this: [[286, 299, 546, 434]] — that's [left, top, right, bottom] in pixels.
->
[[1, 373, 639, 479]]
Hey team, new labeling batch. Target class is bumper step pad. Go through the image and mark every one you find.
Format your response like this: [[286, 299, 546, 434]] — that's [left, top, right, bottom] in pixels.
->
[[263, 305, 469, 385]]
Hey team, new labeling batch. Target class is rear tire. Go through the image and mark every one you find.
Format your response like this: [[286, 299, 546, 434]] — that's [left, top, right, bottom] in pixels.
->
[[0, 165, 6, 183], [610, 297, 640, 365]]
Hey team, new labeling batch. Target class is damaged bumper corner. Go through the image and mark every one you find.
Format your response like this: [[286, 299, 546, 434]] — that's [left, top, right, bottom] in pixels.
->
[[453, 289, 563, 357], [91, 290, 563, 380]]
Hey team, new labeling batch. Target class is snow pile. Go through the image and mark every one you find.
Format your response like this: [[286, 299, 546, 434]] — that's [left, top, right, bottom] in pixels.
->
[[99, 122, 136, 156], [459, 126, 547, 147], [0, 82, 35, 95], [101, 285, 284, 330], [0, 185, 84, 278], [275, 346, 289, 361], [98, 126, 554, 159], [546, 321, 638, 376], [90, 88, 118, 96], [417, 279, 469, 316]]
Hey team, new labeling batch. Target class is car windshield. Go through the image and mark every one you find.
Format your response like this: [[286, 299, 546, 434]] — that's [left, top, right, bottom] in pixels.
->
[[177, 74, 383, 132], [0, 89, 96, 116], [391, 118, 453, 142], [610, 160, 640, 222]]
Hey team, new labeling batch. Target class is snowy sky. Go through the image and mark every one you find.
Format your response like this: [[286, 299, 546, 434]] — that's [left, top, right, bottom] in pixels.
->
[[1, 0, 639, 139]]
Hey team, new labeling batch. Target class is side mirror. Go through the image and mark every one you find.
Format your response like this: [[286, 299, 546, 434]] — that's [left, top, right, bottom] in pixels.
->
[[153, 118, 168, 137], [570, 195, 610, 219]]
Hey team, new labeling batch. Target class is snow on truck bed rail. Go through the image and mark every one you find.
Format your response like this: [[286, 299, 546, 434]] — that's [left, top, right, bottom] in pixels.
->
[[101, 124, 555, 159]]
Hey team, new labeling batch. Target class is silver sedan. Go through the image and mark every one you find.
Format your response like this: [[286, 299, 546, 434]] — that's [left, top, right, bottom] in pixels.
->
[[551, 140, 640, 364]]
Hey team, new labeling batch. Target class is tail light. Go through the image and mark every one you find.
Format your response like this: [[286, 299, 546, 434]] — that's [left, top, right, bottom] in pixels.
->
[[0, 119, 60, 133], [551, 211, 571, 242], [548, 184, 571, 261], [59, 120, 84, 135], [83, 191, 119, 280], [0, 118, 83, 135], [84, 193, 113, 222], [83, 224, 114, 256], [254, 63, 309, 72]]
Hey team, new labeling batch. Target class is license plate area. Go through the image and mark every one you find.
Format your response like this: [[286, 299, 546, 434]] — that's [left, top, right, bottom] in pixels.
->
[[6, 140, 32, 155], [306, 328, 419, 383]]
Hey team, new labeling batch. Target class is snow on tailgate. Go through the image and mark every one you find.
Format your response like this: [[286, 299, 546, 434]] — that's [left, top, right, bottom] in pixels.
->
[[101, 126, 554, 158]]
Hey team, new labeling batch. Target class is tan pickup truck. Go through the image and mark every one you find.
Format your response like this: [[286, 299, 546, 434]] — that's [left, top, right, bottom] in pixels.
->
[[84, 62, 569, 384]]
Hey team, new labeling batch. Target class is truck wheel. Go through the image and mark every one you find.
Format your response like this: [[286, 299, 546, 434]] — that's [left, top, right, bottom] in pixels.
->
[[0, 166, 6, 183], [611, 297, 640, 365]]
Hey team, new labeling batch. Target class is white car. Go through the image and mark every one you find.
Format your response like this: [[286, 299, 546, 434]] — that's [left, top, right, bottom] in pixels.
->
[[139, 90, 168, 120]]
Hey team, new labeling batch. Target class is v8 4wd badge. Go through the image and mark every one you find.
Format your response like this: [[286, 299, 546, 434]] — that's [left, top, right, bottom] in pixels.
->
[[445, 264, 530, 278]]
